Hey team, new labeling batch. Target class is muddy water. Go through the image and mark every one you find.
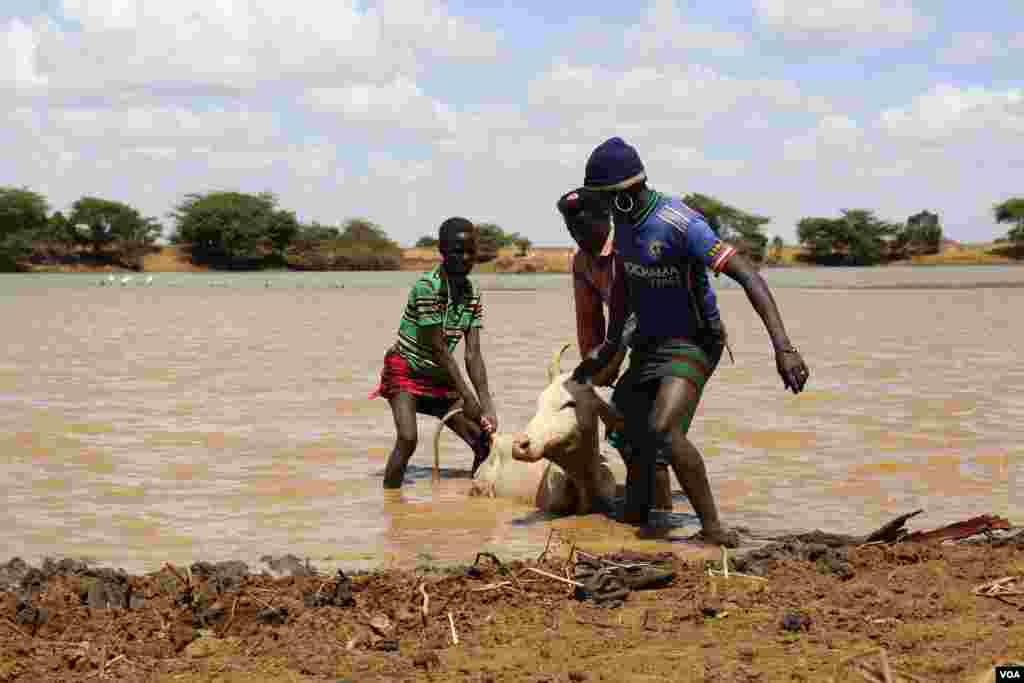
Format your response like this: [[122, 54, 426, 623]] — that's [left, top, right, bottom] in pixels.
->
[[2, 270, 1023, 573]]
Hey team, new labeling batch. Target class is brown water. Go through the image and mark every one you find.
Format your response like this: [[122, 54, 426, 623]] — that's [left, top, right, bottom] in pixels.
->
[[2, 271, 1022, 573]]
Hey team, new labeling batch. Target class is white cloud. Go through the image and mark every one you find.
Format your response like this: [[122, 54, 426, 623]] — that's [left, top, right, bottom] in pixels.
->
[[769, 84, 1024, 238], [434, 107, 529, 160], [624, 0, 749, 57], [375, 0, 501, 60], [753, 0, 925, 45], [782, 114, 864, 162], [44, 107, 281, 145], [1, 18, 49, 89], [302, 78, 457, 137], [527, 61, 829, 139], [5, 0, 499, 99], [367, 153, 434, 186], [937, 31, 1024, 65], [3, 2, 1022, 248], [879, 84, 1024, 144], [643, 145, 748, 178]]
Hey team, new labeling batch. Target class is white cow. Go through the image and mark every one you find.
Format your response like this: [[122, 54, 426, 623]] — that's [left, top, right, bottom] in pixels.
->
[[433, 343, 624, 516]]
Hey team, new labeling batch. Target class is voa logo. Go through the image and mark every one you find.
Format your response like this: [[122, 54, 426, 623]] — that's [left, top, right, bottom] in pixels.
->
[[998, 668, 1022, 680]]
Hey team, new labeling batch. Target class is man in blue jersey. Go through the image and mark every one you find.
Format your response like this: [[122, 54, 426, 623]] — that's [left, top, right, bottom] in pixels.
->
[[569, 137, 810, 546], [558, 187, 730, 512]]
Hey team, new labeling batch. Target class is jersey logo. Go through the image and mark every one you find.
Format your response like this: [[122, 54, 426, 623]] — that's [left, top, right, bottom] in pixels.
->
[[648, 239, 666, 260], [656, 204, 698, 235]]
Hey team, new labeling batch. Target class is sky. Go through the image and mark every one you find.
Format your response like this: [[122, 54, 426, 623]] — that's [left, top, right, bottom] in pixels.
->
[[3, 1, 1023, 247]]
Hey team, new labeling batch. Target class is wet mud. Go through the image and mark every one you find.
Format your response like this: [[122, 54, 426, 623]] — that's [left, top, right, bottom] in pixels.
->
[[2, 526, 1023, 682]]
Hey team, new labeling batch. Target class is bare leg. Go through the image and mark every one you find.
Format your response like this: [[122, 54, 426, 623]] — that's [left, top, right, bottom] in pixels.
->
[[383, 393, 418, 488], [650, 377, 737, 547], [440, 413, 491, 473], [653, 465, 673, 510]]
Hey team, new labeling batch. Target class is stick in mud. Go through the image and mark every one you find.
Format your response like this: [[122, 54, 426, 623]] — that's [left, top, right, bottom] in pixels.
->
[[419, 583, 430, 627], [524, 567, 584, 588], [469, 581, 513, 592], [879, 649, 894, 683], [575, 549, 651, 570], [447, 611, 459, 645], [537, 528, 558, 564], [220, 596, 240, 638]]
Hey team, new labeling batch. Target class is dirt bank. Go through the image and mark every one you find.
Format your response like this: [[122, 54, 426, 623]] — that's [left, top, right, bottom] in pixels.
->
[[400, 247, 575, 274], [2, 522, 1022, 683], [21, 242, 1023, 275]]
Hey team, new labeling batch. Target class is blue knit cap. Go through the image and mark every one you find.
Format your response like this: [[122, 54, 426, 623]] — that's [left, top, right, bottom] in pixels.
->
[[584, 137, 646, 191]]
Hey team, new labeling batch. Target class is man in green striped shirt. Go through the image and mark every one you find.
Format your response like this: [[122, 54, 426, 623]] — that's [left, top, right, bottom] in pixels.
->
[[371, 217, 498, 488]]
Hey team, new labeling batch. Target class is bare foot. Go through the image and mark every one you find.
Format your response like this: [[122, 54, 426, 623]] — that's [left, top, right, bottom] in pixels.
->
[[694, 525, 741, 548]]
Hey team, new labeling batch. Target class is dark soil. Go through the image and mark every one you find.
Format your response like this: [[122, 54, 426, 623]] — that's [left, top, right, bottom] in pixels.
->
[[2, 529, 1023, 682]]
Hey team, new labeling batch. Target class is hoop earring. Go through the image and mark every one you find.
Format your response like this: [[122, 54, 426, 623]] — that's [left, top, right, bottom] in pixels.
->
[[614, 192, 634, 214]]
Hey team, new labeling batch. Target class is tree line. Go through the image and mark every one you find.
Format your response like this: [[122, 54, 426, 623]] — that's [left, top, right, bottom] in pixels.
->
[[2, 186, 1023, 272], [0, 187, 537, 272]]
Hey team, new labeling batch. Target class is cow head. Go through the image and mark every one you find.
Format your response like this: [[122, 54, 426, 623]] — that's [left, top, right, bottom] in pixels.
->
[[511, 343, 606, 471]]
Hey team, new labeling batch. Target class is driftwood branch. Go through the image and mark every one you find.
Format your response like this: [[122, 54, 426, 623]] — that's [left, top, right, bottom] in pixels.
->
[[861, 510, 924, 544], [903, 514, 1011, 543]]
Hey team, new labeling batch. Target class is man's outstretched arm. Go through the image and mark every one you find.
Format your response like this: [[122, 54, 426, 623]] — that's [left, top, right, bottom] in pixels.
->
[[720, 252, 809, 394]]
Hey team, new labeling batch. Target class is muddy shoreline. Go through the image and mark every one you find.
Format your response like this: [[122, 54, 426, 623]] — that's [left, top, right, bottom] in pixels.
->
[[3, 522, 1022, 683]]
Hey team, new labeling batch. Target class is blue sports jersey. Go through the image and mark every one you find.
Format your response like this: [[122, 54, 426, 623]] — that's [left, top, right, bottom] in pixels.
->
[[613, 191, 737, 343]]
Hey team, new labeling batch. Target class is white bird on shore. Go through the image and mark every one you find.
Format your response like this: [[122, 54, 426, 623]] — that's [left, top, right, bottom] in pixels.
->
[[120, 275, 134, 286], [144, 275, 154, 286]]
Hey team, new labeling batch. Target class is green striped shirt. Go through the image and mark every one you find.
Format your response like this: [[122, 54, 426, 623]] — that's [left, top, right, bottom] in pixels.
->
[[395, 266, 484, 380]]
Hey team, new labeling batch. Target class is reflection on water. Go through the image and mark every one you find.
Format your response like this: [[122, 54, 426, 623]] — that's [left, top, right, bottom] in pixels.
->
[[1, 269, 1022, 572]]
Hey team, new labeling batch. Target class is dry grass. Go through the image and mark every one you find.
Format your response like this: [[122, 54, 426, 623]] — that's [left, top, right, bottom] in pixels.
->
[[141, 245, 209, 272], [767, 242, 1024, 268]]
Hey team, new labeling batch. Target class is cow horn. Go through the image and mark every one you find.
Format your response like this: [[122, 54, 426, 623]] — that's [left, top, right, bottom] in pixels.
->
[[547, 342, 572, 383], [432, 407, 464, 483]]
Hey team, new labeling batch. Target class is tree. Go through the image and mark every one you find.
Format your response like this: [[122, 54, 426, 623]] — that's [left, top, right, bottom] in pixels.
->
[[475, 223, 530, 263], [994, 198, 1024, 244], [338, 218, 393, 245], [170, 191, 299, 267], [797, 209, 900, 266], [415, 236, 438, 248], [0, 187, 50, 270], [0, 187, 49, 238], [297, 222, 340, 242], [768, 235, 785, 265], [683, 193, 771, 264], [44, 211, 76, 244], [514, 237, 532, 257], [476, 223, 503, 263], [897, 210, 943, 256], [69, 197, 161, 253]]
